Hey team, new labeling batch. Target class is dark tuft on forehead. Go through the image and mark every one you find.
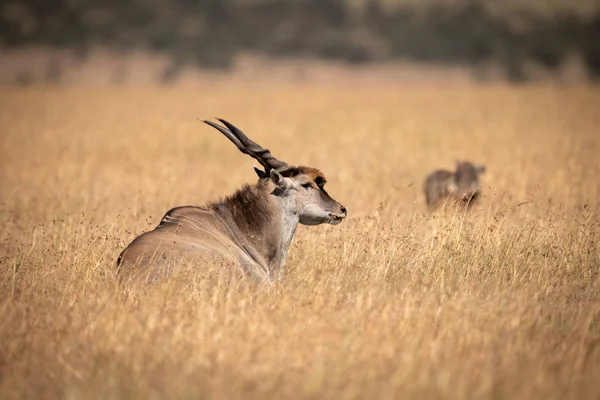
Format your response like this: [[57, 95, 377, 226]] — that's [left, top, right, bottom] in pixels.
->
[[280, 165, 327, 184], [314, 175, 326, 186], [296, 166, 326, 184]]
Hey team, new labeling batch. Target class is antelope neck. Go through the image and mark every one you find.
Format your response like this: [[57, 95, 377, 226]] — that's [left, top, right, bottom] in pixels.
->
[[218, 182, 299, 274]]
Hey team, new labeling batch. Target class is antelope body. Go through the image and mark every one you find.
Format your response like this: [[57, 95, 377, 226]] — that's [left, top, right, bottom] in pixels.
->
[[117, 119, 346, 283], [423, 161, 485, 208]]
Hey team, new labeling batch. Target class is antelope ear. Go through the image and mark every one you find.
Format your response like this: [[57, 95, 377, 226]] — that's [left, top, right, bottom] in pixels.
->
[[253, 166, 268, 179], [270, 169, 291, 191], [476, 164, 486, 174]]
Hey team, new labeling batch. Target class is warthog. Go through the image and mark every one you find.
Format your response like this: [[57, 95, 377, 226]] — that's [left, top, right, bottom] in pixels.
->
[[423, 161, 486, 208]]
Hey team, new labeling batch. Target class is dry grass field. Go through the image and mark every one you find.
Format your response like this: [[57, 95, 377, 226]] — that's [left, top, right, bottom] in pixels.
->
[[0, 84, 599, 399]]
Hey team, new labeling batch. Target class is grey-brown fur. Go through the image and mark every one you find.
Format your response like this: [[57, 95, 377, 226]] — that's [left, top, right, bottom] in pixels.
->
[[423, 161, 485, 208], [117, 119, 346, 283]]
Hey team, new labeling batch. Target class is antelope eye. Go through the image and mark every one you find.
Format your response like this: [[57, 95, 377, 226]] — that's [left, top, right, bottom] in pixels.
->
[[302, 183, 313, 189]]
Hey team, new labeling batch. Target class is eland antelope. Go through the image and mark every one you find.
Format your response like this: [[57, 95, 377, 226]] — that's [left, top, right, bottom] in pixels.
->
[[117, 118, 347, 282], [423, 161, 485, 208]]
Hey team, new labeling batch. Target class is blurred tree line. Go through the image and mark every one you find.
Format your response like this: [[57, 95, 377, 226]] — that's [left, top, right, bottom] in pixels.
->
[[1, 0, 599, 82]]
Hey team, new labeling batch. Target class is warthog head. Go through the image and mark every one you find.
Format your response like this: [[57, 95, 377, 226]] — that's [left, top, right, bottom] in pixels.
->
[[454, 161, 486, 204]]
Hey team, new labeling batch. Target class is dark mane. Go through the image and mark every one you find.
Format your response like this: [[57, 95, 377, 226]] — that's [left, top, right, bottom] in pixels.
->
[[211, 182, 272, 237]]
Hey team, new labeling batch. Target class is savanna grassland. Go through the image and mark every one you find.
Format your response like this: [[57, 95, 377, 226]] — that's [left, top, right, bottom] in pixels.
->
[[0, 84, 599, 399]]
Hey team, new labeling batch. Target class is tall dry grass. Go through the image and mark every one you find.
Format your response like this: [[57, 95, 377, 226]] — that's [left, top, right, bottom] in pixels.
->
[[0, 84, 599, 399]]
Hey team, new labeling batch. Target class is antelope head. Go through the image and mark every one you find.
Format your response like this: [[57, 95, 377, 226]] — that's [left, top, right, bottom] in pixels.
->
[[201, 118, 347, 226]]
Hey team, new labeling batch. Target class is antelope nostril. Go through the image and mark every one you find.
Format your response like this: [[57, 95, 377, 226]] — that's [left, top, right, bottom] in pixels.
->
[[340, 206, 347, 215]]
